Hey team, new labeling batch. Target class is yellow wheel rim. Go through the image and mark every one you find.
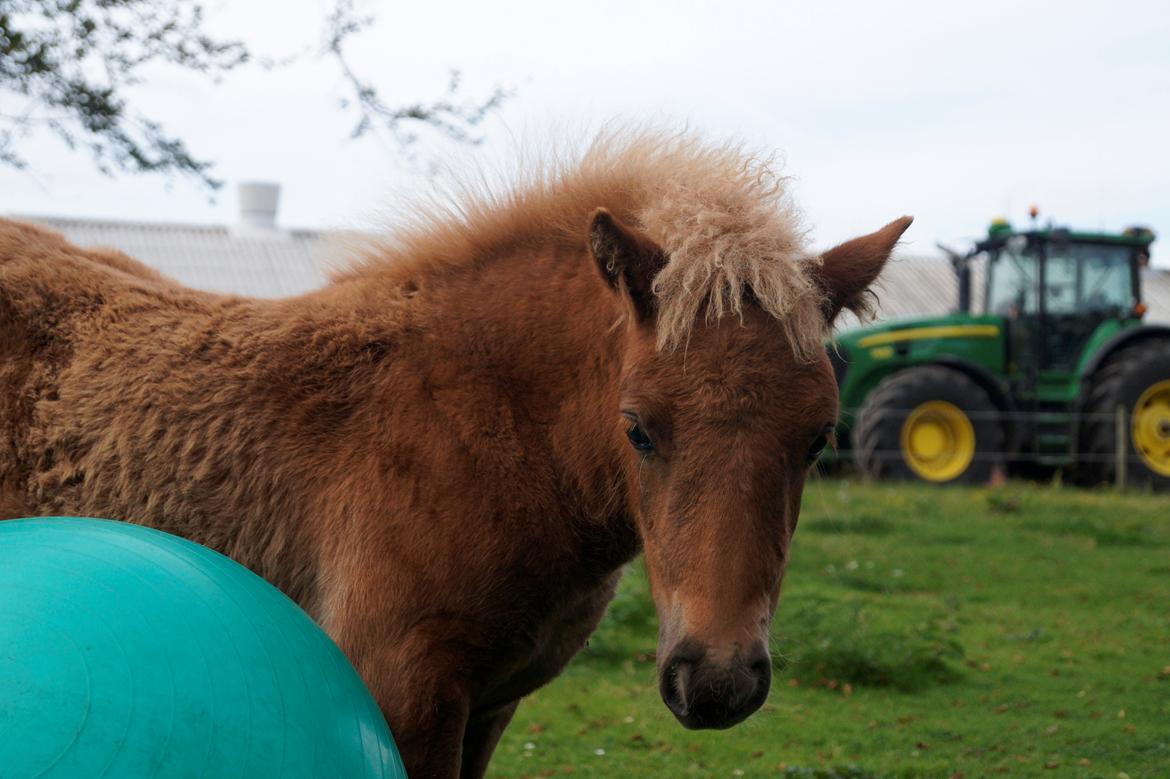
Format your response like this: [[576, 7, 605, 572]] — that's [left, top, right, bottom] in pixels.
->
[[1132, 379, 1170, 477], [899, 400, 976, 482]]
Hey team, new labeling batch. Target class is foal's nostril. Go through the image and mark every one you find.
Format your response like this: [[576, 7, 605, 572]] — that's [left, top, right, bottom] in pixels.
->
[[744, 654, 772, 711], [673, 659, 693, 705], [659, 656, 696, 717]]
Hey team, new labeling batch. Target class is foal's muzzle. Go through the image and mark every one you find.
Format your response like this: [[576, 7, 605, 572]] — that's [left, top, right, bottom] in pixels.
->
[[658, 639, 772, 729]]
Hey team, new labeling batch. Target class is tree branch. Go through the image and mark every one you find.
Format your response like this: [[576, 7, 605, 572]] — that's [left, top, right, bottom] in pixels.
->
[[0, 0, 514, 190], [323, 0, 512, 161]]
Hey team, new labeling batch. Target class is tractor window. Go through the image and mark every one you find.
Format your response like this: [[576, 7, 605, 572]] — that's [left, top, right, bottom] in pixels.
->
[[1044, 252, 1079, 314], [987, 246, 1038, 317], [1043, 243, 1132, 314], [1069, 244, 1132, 312], [990, 242, 1134, 318]]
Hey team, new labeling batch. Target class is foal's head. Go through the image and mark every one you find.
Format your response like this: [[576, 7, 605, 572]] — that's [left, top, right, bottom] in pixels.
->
[[590, 209, 911, 729]]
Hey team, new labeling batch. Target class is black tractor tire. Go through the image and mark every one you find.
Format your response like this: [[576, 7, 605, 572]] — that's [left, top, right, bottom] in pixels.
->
[[1078, 339, 1170, 491], [853, 365, 1005, 485]]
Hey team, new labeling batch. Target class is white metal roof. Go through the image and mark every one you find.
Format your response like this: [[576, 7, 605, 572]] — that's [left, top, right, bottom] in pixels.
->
[[19, 215, 337, 298], [13, 215, 1170, 327]]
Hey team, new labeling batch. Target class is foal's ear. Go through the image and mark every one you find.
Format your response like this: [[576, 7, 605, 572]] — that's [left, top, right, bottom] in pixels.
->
[[815, 216, 913, 323], [589, 208, 666, 320]]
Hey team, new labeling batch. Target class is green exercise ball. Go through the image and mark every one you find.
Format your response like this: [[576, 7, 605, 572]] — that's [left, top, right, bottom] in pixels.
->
[[0, 517, 406, 778]]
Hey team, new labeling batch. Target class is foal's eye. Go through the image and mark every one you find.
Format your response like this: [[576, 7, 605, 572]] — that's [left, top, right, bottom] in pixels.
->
[[807, 433, 830, 463], [626, 422, 654, 453]]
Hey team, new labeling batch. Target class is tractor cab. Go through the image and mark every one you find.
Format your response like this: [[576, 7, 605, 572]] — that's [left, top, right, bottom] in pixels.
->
[[962, 220, 1154, 384]]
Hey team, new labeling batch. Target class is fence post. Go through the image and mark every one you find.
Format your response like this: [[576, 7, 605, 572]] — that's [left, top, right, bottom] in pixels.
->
[[1115, 405, 1127, 490]]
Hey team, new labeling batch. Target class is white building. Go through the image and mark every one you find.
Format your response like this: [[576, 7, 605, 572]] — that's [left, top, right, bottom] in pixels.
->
[[13, 183, 1170, 327]]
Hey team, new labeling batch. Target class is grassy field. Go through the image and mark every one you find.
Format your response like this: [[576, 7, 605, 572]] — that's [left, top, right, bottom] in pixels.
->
[[487, 480, 1170, 779]]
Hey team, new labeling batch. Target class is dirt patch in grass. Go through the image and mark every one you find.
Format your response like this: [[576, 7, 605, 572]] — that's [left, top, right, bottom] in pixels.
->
[[802, 514, 894, 536], [1023, 515, 1162, 547], [777, 767, 889, 779], [772, 596, 964, 691]]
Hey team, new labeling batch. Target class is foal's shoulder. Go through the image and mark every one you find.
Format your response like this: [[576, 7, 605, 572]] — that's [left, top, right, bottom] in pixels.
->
[[0, 218, 225, 336], [0, 218, 72, 267]]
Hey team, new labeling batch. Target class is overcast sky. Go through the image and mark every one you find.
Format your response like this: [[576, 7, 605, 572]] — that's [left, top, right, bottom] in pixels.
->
[[4, 0, 1169, 264]]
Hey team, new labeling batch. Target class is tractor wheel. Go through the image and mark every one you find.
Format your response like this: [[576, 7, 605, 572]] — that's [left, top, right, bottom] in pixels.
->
[[853, 365, 1004, 484], [1079, 340, 1170, 490]]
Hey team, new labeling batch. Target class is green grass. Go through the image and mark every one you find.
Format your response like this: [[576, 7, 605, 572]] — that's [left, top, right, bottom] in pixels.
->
[[487, 481, 1170, 778]]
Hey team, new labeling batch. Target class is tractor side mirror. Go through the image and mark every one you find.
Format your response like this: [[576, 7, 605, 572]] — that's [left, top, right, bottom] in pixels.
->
[[939, 242, 972, 314]]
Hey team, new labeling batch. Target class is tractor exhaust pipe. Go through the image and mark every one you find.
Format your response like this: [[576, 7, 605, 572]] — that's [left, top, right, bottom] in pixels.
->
[[939, 242, 972, 314]]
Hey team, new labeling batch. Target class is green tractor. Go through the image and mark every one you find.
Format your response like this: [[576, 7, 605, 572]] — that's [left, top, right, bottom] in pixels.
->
[[831, 218, 1169, 489]]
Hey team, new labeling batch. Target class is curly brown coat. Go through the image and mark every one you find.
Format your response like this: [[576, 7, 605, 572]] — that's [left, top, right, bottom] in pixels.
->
[[0, 130, 909, 778]]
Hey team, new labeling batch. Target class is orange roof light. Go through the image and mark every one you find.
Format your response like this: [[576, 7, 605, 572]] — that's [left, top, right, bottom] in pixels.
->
[[1028, 205, 1039, 219]]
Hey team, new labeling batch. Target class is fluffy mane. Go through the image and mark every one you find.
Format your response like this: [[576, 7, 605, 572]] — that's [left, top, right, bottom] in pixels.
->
[[340, 129, 827, 357]]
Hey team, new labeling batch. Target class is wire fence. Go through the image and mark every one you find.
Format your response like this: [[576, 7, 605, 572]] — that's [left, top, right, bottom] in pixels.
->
[[834, 405, 1156, 488]]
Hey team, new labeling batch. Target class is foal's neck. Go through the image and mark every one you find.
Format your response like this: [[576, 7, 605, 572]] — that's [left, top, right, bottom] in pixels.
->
[[415, 242, 639, 565]]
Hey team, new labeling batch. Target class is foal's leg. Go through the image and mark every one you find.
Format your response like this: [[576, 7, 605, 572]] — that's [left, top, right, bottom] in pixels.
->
[[328, 623, 473, 779], [384, 682, 470, 779], [460, 702, 518, 779]]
